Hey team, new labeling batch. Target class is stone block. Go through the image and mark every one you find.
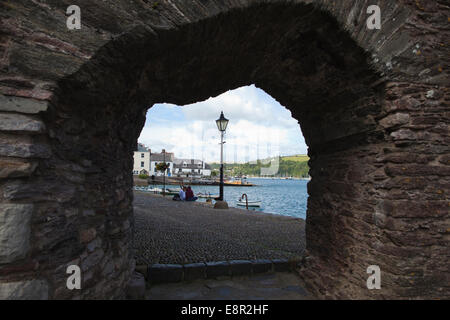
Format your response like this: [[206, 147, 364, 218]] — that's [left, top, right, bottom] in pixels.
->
[[379, 113, 410, 128], [135, 265, 148, 279], [0, 134, 51, 158], [0, 280, 48, 300], [0, 158, 37, 178], [229, 260, 252, 276], [183, 263, 206, 281], [148, 264, 183, 284], [251, 259, 273, 274], [0, 204, 33, 264], [390, 129, 417, 141], [86, 238, 102, 253], [79, 228, 97, 244], [0, 113, 46, 133], [80, 249, 105, 272], [3, 180, 76, 202], [126, 272, 146, 300], [0, 95, 48, 114], [272, 259, 291, 272], [206, 261, 230, 278]]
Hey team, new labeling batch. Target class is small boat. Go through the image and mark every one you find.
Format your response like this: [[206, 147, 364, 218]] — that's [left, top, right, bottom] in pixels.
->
[[224, 178, 255, 186], [197, 192, 218, 199], [155, 188, 177, 195], [236, 199, 261, 207], [165, 190, 179, 195]]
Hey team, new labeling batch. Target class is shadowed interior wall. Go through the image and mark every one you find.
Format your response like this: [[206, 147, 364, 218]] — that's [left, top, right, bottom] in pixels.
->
[[0, 0, 448, 299]]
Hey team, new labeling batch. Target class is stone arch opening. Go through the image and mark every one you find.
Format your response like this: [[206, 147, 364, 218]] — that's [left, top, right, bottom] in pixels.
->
[[1, 0, 447, 300], [132, 86, 310, 267], [49, 3, 386, 299]]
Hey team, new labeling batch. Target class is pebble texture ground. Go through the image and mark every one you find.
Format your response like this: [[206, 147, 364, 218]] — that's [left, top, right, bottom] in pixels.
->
[[133, 192, 306, 265]]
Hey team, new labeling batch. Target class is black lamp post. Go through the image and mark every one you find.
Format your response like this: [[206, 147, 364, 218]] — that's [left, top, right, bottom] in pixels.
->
[[216, 111, 229, 201], [162, 149, 166, 197]]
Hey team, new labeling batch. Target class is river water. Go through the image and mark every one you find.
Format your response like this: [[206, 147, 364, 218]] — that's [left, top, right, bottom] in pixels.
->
[[154, 178, 309, 219]]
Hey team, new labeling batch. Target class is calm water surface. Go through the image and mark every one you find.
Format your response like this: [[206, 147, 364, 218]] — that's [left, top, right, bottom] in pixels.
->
[[156, 178, 309, 219]]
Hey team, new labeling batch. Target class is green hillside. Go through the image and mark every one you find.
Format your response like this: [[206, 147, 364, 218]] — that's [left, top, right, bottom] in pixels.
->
[[282, 155, 310, 162], [210, 154, 310, 178]]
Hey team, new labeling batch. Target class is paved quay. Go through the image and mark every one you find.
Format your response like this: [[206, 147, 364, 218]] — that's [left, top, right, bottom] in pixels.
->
[[133, 192, 306, 265], [146, 272, 311, 300]]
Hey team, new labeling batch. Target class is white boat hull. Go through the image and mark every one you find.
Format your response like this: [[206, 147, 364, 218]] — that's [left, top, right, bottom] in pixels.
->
[[198, 194, 218, 198], [236, 200, 261, 207]]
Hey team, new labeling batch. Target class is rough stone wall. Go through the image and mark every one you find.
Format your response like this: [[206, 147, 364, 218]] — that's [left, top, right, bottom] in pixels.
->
[[0, 0, 448, 299], [301, 81, 449, 299]]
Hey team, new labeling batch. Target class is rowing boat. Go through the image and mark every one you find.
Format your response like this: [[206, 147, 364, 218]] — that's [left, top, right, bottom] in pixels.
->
[[236, 200, 261, 207], [197, 193, 218, 198]]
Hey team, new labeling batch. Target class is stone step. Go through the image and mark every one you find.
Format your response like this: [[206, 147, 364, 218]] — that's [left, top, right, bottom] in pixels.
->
[[141, 259, 301, 286]]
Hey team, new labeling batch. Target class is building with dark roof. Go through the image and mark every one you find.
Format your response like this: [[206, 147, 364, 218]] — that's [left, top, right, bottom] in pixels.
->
[[133, 143, 151, 175], [133, 146, 210, 177], [173, 158, 212, 177], [133, 146, 174, 176], [136, 143, 150, 152], [149, 149, 174, 176]]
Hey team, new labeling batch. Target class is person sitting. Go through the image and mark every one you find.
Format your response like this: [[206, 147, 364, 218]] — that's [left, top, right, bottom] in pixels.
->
[[173, 186, 184, 201], [178, 186, 186, 201], [185, 186, 198, 201]]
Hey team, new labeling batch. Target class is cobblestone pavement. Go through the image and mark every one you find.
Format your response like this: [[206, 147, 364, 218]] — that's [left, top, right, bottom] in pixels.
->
[[146, 272, 311, 300], [133, 192, 306, 265]]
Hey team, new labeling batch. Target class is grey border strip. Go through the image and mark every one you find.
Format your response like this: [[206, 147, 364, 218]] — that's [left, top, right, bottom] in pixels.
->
[[138, 258, 300, 285]]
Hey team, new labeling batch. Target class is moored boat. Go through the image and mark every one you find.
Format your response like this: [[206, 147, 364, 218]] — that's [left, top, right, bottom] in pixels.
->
[[236, 199, 261, 207], [224, 178, 255, 186], [197, 192, 218, 198], [161, 188, 180, 195]]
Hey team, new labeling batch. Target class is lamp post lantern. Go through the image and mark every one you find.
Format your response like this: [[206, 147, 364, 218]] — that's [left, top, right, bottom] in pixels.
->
[[216, 111, 229, 201]]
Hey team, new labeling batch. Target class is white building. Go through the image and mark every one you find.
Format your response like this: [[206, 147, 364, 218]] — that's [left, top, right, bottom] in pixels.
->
[[134, 147, 209, 178], [133, 143, 151, 175], [133, 146, 174, 177], [173, 159, 212, 177], [150, 149, 174, 177]]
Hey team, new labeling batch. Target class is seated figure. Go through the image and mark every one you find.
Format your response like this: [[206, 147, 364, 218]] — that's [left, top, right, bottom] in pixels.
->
[[185, 186, 198, 201]]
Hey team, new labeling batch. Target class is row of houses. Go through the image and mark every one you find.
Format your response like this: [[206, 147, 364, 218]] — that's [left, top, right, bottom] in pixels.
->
[[132, 143, 212, 177]]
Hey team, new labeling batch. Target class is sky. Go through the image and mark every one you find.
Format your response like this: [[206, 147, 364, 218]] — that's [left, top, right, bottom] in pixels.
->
[[138, 85, 307, 163]]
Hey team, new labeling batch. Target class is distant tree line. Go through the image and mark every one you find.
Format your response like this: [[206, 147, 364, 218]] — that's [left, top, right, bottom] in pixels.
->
[[210, 156, 310, 178]]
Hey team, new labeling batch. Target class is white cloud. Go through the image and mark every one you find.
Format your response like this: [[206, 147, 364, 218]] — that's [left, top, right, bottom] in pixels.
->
[[138, 85, 307, 163]]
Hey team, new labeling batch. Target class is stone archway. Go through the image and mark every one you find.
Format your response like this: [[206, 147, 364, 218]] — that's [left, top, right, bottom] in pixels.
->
[[0, 1, 448, 299]]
